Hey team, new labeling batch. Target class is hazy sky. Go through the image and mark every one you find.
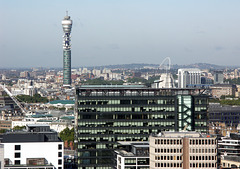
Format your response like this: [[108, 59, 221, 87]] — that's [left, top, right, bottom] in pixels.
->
[[1, 0, 240, 68]]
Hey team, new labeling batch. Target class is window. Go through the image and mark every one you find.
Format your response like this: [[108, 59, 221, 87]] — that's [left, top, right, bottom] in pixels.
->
[[58, 159, 62, 165], [15, 160, 20, 165], [15, 145, 21, 150], [58, 152, 62, 157], [58, 144, 62, 150], [15, 153, 21, 158], [58, 167, 62, 169]]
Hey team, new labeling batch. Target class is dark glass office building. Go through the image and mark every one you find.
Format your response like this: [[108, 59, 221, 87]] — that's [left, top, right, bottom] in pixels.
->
[[76, 85, 208, 169], [209, 103, 240, 127]]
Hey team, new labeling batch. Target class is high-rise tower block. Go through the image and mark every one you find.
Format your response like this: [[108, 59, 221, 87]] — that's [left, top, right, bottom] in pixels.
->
[[62, 12, 72, 86]]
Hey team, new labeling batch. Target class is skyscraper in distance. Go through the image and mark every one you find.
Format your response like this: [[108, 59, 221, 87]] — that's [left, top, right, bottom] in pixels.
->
[[62, 12, 72, 86]]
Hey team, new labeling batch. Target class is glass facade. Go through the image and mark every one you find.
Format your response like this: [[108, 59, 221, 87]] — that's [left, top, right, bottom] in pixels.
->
[[76, 86, 208, 169]]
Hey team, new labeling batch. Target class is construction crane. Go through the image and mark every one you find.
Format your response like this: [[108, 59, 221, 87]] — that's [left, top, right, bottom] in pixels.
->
[[0, 84, 27, 114]]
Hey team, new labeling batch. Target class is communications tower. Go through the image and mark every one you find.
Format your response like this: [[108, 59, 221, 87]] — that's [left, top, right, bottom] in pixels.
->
[[62, 12, 73, 86]]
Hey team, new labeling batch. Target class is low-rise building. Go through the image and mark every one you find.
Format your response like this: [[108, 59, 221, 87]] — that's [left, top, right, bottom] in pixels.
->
[[218, 133, 240, 157], [209, 103, 240, 128], [210, 84, 237, 98], [149, 131, 217, 169], [0, 124, 63, 169], [221, 156, 240, 168], [115, 142, 149, 169]]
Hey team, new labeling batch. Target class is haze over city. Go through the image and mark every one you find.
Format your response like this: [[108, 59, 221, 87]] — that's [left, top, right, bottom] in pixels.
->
[[1, 0, 240, 68]]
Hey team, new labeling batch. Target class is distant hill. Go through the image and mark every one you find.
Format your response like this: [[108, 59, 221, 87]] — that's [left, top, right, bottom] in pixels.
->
[[85, 63, 234, 70], [172, 63, 227, 70]]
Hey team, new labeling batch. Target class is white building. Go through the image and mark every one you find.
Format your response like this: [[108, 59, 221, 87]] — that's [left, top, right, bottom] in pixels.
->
[[115, 142, 149, 169], [149, 131, 217, 169], [0, 144, 4, 169], [178, 69, 201, 88], [0, 124, 63, 169], [152, 73, 175, 88]]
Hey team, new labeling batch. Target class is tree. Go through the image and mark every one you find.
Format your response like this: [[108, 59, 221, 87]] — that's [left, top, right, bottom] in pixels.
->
[[0, 129, 6, 133], [224, 78, 240, 85], [82, 78, 124, 85], [13, 126, 26, 130], [16, 94, 48, 103], [59, 127, 74, 142]]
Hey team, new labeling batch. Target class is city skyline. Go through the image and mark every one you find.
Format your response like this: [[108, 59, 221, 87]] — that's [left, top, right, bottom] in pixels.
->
[[1, 0, 240, 68]]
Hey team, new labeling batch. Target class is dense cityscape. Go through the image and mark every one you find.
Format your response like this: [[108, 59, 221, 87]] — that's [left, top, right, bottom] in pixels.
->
[[2, 1, 240, 169]]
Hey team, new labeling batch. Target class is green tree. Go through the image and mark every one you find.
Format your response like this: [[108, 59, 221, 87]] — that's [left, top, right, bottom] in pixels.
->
[[0, 129, 6, 133], [82, 78, 124, 85], [13, 126, 26, 130], [59, 127, 74, 142], [16, 94, 48, 103], [224, 77, 240, 85]]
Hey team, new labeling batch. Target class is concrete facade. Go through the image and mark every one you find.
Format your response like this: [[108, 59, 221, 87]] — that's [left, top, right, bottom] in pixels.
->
[[149, 131, 217, 169], [178, 69, 201, 88]]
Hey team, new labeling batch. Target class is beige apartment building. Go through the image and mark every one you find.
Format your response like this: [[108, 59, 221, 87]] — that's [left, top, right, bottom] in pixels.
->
[[149, 131, 217, 169], [210, 84, 237, 98]]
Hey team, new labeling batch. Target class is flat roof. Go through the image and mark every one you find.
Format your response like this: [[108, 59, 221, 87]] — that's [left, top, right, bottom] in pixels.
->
[[48, 100, 75, 104], [118, 141, 149, 145], [27, 124, 50, 127], [151, 131, 214, 138], [80, 85, 146, 88]]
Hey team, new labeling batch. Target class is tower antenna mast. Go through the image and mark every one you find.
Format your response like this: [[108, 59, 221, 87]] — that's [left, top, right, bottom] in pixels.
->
[[62, 12, 73, 87]]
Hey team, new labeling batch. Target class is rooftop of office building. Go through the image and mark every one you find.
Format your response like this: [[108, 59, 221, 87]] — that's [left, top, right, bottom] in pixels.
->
[[76, 85, 206, 96], [0, 124, 62, 143], [115, 142, 149, 157], [151, 131, 214, 138]]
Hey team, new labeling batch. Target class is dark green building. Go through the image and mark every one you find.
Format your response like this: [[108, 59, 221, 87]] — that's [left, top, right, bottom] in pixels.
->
[[76, 85, 208, 169]]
